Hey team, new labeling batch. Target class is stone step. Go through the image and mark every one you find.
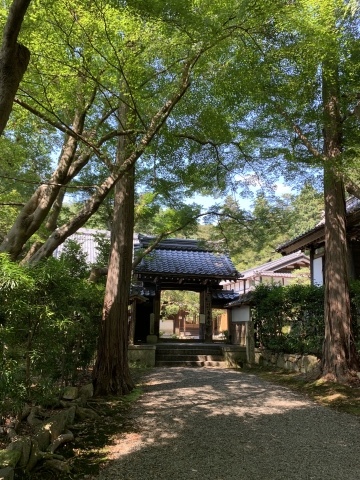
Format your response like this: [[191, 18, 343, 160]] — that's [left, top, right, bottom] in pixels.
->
[[155, 344, 226, 368], [156, 348, 222, 356], [155, 360, 227, 368], [156, 350, 222, 357], [156, 354, 224, 362]]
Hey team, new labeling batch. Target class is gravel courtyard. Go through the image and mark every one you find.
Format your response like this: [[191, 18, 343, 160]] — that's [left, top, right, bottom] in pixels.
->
[[95, 367, 360, 480]]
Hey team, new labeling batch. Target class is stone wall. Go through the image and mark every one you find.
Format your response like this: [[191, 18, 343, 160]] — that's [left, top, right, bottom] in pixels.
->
[[254, 348, 321, 376], [222, 345, 247, 368], [128, 345, 156, 367]]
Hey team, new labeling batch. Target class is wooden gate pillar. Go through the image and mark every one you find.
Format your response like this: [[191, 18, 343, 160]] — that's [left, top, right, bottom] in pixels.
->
[[129, 300, 136, 345], [153, 289, 161, 336], [200, 288, 213, 343]]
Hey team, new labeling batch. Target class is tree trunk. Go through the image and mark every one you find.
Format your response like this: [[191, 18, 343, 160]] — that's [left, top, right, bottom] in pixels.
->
[[45, 187, 67, 233], [0, 0, 31, 135], [0, 111, 85, 259], [92, 101, 135, 396], [321, 61, 360, 381]]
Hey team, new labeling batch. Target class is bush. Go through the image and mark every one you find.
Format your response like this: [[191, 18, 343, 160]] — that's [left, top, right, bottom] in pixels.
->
[[252, 282, 360, 357], [252, 283, 324, 356], [0, 253, 104, 416]]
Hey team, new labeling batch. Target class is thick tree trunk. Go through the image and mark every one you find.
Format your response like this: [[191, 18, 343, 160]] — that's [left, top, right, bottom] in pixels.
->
[[322, 168, 359, 379], [321, 61, 360, 381], [92, 168, 135, 395], [92, 101, 135, 396], [0, 0, 31, 135]]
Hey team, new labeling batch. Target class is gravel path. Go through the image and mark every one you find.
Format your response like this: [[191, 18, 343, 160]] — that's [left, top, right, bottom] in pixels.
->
[[96, 368, 360, 480]]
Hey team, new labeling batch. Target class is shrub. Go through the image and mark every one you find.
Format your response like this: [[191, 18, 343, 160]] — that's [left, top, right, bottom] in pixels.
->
[[252, 283, 324, 356], [252, 282, 360, 357], [0, 253, 104, 416]]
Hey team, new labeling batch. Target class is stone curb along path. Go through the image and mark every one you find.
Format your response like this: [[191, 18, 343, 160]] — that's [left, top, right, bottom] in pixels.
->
[[95, 368, 360, 480]]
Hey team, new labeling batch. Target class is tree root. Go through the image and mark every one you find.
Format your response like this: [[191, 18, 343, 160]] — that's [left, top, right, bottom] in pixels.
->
[[48, 430, 74, 454]]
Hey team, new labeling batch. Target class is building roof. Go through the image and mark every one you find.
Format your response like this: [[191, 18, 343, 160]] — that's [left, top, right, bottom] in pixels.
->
[[277, 197, 360, 255], [211, 290, 239, 302], [225, 290, 255, 308], [135, 235, 239, 280], [239, 251, 310, 278], [137, 235, 209, 251]]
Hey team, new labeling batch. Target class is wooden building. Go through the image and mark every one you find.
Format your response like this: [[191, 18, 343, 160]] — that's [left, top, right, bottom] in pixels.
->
[[222, 251, 310, 294], [277, 197, 360, 286]]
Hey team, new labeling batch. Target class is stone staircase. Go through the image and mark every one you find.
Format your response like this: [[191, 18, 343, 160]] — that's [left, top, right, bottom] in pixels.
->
[[155, 344, 227, 368]]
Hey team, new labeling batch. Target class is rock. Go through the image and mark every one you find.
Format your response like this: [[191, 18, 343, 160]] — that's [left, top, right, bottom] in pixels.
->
[[0, 450, 21, 469], [0, 466, 14, 480], [20, 404, 32, 421], [27, 407, 43, 427], [276, 355, 285, 369], [76, 406, 101, 421], [62, 386, 79, 400], [43, 459, 71, 473], [42, 406, 76, 442], [48, 430, 74, 454], [66, 405, 77, 426], [79, 383, 94, 400], [6, 436, 31, 469]]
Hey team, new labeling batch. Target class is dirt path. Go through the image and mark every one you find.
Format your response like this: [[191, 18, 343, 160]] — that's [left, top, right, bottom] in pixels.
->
[[94, 368, 360, 480]]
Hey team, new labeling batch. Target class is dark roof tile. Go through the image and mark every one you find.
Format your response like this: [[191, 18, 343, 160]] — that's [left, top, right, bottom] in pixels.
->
[[135, 245, 238, 279]]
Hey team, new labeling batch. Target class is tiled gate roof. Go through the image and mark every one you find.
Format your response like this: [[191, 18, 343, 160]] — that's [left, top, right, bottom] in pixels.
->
[[135, 235, 239, 280]]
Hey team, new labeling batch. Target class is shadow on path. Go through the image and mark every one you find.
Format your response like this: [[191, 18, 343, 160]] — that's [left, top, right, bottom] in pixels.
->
[[96, 368, 360, 480]]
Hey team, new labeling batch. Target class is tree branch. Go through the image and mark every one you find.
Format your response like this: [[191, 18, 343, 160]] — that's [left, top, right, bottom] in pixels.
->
[[344, 177, 360, 200]]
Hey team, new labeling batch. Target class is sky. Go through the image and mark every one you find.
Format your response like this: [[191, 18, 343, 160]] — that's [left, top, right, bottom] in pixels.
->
[[188, 180, 294, 212]]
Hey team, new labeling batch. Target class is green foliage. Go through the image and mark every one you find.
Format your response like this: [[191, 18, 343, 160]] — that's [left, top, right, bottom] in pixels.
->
[[58, 239, 89, 278], [0, 254, 104, 416], [252, 282, 360, 357], [211, 185, 324, 271], [252, 283, 325, 356], [161, 290, 199, 319], [92, 232, 111, 268], [135, 191, 202, 238]]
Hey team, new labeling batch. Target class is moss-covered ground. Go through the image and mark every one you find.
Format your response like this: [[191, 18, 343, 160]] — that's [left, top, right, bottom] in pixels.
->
[[243, 365, 360, 416]]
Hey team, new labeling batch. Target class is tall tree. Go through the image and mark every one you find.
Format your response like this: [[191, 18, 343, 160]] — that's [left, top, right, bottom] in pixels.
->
[[1, 0, 260, 263], [92, 99, 135, 395], [321, 51, 359, 379], [218, 0, 360, 380]]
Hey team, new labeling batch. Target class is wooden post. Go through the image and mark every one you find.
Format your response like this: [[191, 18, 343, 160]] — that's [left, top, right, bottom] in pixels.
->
[[128, 301, 136, 345], [246, 316, 255, 364], [204, 289, 212, 343], [153, 289, 161, 336], [199, 290, 205, 341]]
